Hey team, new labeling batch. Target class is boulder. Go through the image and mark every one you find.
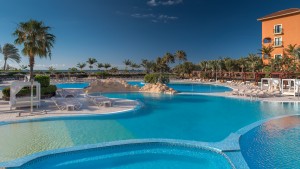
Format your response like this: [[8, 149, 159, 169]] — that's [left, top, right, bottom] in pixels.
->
[[140, 83, 177, 95], [84, 79, 140, 93]]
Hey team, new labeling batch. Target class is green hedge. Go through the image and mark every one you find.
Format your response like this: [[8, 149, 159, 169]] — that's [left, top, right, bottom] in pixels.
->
[[34, 75, 50, 87], [2, 85, 56, 99], [144, 74, 170, 84]]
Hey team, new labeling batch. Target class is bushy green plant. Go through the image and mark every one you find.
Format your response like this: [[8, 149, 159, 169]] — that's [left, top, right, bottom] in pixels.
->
[[41, 85, 57, 96], [95, 72, 110, 78], [144, 74, 170, 84], [34, 75, 50, 87]]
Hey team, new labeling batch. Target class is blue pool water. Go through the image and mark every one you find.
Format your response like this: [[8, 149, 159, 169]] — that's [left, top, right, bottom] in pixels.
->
[[240, 115, 300, 169], [127, 81, 231, 93], [10, 142, 233, 169], [0, 93, 299, 163], [55, 83, 89, 89]]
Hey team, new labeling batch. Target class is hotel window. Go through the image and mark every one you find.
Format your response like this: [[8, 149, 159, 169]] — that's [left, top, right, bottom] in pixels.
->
[[274, 24, 282, 34], [274, 37, 282, 47], [263, 38, 271, 43], [275, 54, 282, 59]]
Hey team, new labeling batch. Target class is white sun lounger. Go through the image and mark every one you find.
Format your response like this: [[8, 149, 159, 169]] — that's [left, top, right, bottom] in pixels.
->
[[51, 97, 82, 110]]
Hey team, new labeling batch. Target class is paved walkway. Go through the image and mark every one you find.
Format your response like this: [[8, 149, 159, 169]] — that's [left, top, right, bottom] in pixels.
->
[[0, 97, 138, 122]]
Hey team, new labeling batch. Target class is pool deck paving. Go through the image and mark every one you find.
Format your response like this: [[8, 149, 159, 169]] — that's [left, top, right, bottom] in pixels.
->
[[0, 96, 139, 122]]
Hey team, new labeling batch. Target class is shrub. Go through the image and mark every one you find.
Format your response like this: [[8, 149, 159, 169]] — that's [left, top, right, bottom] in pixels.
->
[[95, 72, 110, 78], [144, 74, 170, 84], [41, 85, 57, 95], [34, 75, 50, 87], [2, 87, 10, 98]]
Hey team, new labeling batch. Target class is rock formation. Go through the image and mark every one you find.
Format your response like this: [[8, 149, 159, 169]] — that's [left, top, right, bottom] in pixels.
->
[[140, 83, 177, 94], [84, 79, 140, 93], [84, 79, 177, 95]]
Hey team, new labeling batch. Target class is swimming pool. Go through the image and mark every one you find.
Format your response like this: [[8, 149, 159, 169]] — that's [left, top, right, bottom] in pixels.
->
[[55, 83, 89, 89], [0, 92, 299, 164], [7, 141, 234, 169], [128, 81, 231, 93], [240, 115, 300, 169]]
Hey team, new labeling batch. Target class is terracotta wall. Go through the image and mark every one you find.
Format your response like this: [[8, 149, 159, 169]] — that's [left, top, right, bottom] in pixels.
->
[[261, 13, 300, 64]]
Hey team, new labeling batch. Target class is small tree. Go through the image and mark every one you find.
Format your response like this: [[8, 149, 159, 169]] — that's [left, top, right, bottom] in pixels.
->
[[0, 44, 21, 71], [104, 63, 111, 71], [76, 63, 86, 71], [86, 58, 97, 71]]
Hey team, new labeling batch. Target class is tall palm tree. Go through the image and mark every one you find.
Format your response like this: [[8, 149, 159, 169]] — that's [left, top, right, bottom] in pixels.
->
[[175, 50, 187, 64], [246, 53, 261, 72], [86, 58, 97, 71], [162, 52, 175, 64], [104, 63, 111, 71], [13, 19, 55, 113], [199, 61, 208, 72], [123, 59, 132, 71], [0, 43, 21, 71], [96, 63, 103, 70], [76, 62, 86, 71], [141, 59, 154, 73]]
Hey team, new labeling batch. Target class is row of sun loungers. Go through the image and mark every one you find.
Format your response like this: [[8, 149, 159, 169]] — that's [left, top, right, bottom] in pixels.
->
[[51, 97, 83, 111], [52, 91, 114, 111], [232, 89, 281, 98], [85, 94, 114, 108]]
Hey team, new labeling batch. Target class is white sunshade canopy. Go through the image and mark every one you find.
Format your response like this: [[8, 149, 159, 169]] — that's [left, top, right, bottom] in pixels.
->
[[9, 81, 41, 108]]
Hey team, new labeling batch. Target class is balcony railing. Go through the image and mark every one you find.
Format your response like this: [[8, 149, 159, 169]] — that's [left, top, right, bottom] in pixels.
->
[[273, 28, 283, 34]]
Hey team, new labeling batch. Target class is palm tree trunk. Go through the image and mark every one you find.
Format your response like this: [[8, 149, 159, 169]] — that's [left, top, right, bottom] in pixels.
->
[[29, 55, 34, 114], [3, 59, 7, 71]]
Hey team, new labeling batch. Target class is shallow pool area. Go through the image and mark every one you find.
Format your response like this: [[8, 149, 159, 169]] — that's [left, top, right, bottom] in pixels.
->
[[7, 141, 233, 169], [240, 115, 300, 169], [0, 92, 299, 164]]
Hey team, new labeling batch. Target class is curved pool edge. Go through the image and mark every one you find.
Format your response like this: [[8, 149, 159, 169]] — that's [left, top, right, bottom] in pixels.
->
[[0, 139, 236, 169], [0, 99, 143, 124], [213, 113, 300, 169]]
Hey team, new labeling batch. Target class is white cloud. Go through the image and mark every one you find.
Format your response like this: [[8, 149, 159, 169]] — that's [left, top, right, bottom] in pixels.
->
[[158, 15, 178, 20], [147, 0, 183, 6], [131, 13, 156, 18], [132, 13, 178, 23]]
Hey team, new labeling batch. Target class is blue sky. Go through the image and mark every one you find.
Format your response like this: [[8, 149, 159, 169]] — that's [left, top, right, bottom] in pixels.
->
[[0, 0, 299, 70]]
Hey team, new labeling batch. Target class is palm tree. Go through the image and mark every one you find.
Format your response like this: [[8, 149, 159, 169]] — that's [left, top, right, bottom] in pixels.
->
[[86, 58, 97, 71], [175, 50, 187, 64], [104, 63, 111, 71], [97, 63, 104, 70], [0, 43, 21, 71], [259, 45, 274, 63], [246, 53, 262, 72], [13, 19, 55, 113], [20, 65, 28, 71], [162, 52, 175, 64], [141, 59, 154, 73], [208, 60, 218, 81], [123, 59, 132, 71], [76, 62, 86, 71], [199, 61, 208, 72], [13, 20, 55, 80], [285, 44, 300, 62], [48, 66, 55, 75]]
